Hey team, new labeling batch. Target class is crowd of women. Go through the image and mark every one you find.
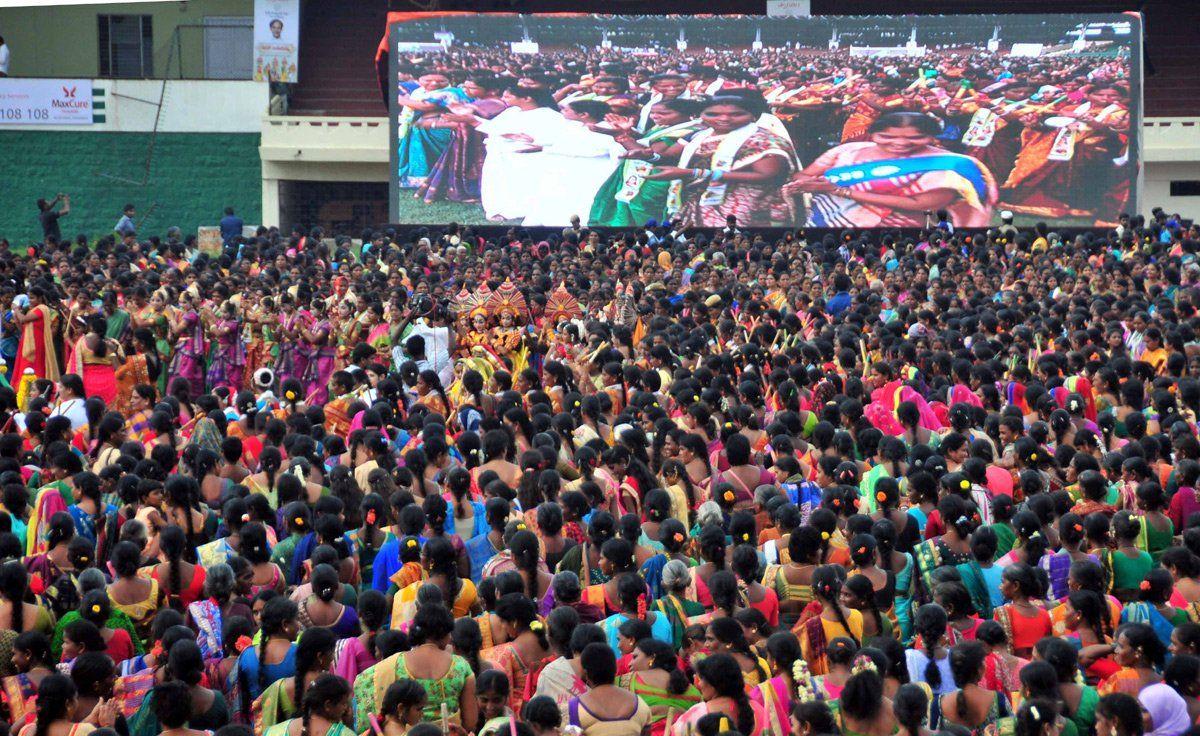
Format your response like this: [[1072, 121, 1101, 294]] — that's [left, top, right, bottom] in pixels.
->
[[393, 44, 1132, 228], [0, 203, 1196, 736]]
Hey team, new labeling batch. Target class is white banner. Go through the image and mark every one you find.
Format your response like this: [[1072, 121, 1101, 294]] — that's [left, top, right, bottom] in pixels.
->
[[767, 0, 811, 17], [254, 0, 299, 82], [0, 79, 92, 125]]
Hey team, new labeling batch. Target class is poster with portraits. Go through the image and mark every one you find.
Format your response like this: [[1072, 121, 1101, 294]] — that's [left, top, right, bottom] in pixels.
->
[[254, 0, 299, 83]]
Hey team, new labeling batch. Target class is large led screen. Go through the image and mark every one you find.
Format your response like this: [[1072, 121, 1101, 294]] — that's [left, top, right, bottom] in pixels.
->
[[389, 13, 1141, 229]]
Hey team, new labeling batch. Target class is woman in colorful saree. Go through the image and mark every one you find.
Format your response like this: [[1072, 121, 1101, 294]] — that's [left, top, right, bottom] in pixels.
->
[[619, 638, 701, 736], [418, 74, 508, 204], [352, 602, 476, 733], [1099, 622, 1165, 697], [913, 495, 985, 606], [795, 565, 863, 676], [264, 673, 354, 736], [2, 632, 53, 729], [395, 72, 470, 189], [589, 98, 702, 228], [13, 286, 60, 382], [252, 627, 336, 735], [671, 652, 767, 736], [69, 316, 119, 405], [1001, 85, 1130, 222], [168, 292, 206, 402], [790, 111, 997, 228], [1118, 569, 1187, 651], [644, 93, 799, 228]]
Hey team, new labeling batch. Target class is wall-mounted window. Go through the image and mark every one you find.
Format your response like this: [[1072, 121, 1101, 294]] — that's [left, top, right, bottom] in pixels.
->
[[1170, 181, 1200, 197], [99, 14, 153, 78]]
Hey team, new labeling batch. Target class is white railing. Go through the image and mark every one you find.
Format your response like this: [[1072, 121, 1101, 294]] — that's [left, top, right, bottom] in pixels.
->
[[260, 115, 389, 163]]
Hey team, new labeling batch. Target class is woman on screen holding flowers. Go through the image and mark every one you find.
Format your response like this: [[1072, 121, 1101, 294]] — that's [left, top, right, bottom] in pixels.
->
[[589, 98, 703, 228], [640, 92, 799, 228], [788, 111, 997, 228]]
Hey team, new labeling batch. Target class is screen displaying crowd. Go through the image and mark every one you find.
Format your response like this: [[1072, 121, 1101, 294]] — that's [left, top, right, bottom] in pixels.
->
[[389, 14, 1139, 230], [5, 188, 1200, 736]]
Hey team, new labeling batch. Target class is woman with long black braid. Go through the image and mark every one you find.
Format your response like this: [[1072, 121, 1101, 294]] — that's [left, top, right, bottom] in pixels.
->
[[263, 673, 353, 736], [705, 617, 770, 688], [939, 640, 1011, 734], [152, 525, 206, 611], [253, 626, 336, 733], [798, 565, 863, 675], [236, 596, 299, 720], [907, 604, 954, 697], [19, 672, 118, 736], [671, 652, 765, 736]]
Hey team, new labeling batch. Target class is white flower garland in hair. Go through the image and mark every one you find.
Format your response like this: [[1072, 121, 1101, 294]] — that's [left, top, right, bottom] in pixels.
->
[[792, 658, 818, 703]]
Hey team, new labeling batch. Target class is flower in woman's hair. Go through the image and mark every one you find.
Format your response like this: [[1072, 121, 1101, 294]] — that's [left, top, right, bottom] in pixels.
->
[[294, 516, 304, 525], [850, 654, 879, 675], [876, 491, 887, 503], [366, 509, 377, 526], [821, 531, 830, 540], [406, 538, 418, 549], [959, 479, 970, 490], [516, 522, 527, 531], [1073, 523, 1083, 532], [832, 498, 840, 508], [285, 390, 297, 401], [241, 513, 251, 523], [1140, 580, 1152, 591], [724, 422, 734, 429], [235, 635, 253, 653], [741, 533, 751, 542], [857, 546, 868, 555], [573, 400, 581, 408], [529, 620, 544, 632], [723, 490, 735, 502], [151, 643, 165, 659], [674, 532, 685, 543], [1030, 452, 1038, 461], [91, 604, 101, 614]]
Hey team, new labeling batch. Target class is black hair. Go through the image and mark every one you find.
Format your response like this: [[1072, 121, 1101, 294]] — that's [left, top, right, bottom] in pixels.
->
[[696, 653, 755, 735], [293, 626, 337, 712], [914, 603, 947, 690], [33, 674, 76, 736], [636, 637, 691, 695], [1095, 693, 1144, 736]]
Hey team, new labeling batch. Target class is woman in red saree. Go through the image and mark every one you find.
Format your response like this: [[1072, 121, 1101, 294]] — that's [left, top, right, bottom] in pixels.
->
[[71, 316, 120, 405], [13, 287, 60, 382]]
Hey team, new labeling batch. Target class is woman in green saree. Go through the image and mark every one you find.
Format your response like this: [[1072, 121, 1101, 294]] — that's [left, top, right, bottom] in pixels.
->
[[265, 673, 355, 736], [589, 99, 702, 228], [913, 495, 988, 613], [654, 559, 707, 649], [253, 627, 337, 735]]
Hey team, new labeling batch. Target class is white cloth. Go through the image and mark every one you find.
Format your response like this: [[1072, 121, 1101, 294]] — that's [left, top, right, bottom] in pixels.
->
[[479, 106, 569, 221], [411, 323, 454, 388], [50, 398, 88, 430], [0, 44, 9, 75], [520, 119, 622, 227]]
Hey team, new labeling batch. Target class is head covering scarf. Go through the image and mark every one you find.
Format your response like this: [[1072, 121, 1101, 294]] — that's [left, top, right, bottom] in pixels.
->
[[1139, 683, 1191, 736]]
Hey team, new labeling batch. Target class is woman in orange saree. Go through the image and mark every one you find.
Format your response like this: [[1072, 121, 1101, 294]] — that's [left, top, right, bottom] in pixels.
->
[[13, 288, 60, 382], [1001, 86, 1129, 222]]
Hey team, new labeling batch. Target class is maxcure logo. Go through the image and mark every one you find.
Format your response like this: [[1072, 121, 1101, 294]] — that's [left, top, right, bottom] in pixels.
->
[[53, 86, 88, 109]]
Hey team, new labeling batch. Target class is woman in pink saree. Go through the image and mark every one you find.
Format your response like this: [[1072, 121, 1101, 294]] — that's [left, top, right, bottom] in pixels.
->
[[789, 111, 997, 228]]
